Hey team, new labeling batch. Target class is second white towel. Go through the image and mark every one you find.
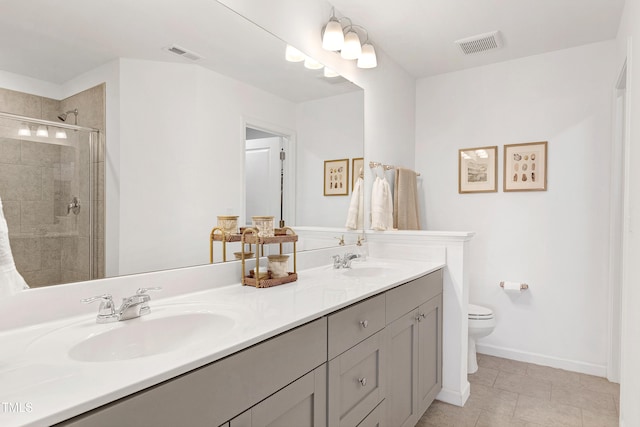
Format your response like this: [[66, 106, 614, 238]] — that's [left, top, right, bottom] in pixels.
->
[[346, 176, 364, 230], [371, 176, 393, 231]]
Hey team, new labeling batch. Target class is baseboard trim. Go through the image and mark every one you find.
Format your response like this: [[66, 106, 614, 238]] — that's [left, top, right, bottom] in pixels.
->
[[476, 343, 608, 377], [436, 381, 470, 407]]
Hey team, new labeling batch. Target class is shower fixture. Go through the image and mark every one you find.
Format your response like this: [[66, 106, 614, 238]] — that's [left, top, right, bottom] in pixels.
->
[[57, 108, 78, 125]]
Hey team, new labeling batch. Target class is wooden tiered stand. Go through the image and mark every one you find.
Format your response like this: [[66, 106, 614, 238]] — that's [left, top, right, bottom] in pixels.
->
[[240, 227, 298, 288], [209, 227, 253, 263]]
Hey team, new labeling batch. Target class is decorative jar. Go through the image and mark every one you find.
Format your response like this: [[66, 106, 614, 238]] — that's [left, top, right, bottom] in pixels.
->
[[217, 215, 238, 235], [252, 216, 275, 237], [268, 254, 289, 278]]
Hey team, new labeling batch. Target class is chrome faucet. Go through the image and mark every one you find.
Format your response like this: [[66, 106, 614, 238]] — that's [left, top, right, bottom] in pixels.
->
[[82, 287, 162, 323], [332, 253, 362, 269]]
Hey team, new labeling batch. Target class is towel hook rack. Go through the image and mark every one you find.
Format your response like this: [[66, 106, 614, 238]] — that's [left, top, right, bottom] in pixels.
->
[[369, 161, 421, 176]]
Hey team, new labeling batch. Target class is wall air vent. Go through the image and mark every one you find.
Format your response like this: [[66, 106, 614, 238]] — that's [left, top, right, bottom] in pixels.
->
[[454, 31, 502, 55], [164, 45, 203, 61]]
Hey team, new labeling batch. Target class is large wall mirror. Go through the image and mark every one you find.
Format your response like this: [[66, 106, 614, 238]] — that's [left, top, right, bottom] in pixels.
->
[[0, 0, 364, 288]]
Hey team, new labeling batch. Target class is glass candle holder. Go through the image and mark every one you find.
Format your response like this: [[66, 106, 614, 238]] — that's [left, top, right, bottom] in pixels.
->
[[268, 254, 289, 278], [217, 215, 238, 235], [252, 216, 274, 237]]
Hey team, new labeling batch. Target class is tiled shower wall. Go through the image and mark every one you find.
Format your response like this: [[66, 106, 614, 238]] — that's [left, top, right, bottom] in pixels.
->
[[0, 85, 105, 287]]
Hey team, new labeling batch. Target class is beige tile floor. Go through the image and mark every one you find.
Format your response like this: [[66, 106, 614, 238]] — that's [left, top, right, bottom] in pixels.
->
[[417, 354, 620, 427]]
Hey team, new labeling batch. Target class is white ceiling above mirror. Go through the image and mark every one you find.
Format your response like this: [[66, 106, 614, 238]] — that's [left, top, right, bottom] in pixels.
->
[[0, 0, 364, 286]]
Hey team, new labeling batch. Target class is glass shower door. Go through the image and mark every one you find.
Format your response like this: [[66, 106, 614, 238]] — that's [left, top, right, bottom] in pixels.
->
[[0, 113, 101, 287]]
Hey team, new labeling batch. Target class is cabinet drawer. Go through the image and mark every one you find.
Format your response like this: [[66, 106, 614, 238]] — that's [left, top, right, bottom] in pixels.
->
[[386, 269, 443, 323], [328, 330, 386, 427], [328, 293, 385, 359], [357, 400, 386, 427]]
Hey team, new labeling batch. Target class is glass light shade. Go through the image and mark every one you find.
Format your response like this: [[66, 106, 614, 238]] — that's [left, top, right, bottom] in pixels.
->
[[323, 67, 339, 78], [285, 45, 305, 62], [357, 43, 377, 68], [18, 123, 31, 136], [304, 56, 323, 70], [36, 125, 49, 137], [55, 129, 67, 139], [322, 19, 344, 51], [341, 30, 361, 60]]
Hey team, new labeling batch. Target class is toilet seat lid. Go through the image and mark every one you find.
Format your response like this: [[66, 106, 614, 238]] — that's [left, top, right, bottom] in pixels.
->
[[468, 304, 493, 316]]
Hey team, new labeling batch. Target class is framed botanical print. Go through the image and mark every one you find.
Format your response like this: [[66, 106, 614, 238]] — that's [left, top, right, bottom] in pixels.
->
[[504, 141, 547, 191], [458, 146, 498, 193], [324, 158, 349, 196]]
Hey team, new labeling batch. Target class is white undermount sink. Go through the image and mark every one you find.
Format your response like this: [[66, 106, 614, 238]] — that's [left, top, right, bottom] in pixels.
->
[[29, 307, 236, 363], [340, 261, 397, 278]]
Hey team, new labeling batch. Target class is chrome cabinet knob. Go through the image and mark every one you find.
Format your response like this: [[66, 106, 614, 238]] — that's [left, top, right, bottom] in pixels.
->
[[359, 377, 367, 387], [415, 313, 426, 322], [360, 320, 369, 328]]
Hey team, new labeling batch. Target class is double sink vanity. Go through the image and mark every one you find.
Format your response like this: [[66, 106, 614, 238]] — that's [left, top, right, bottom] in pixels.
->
[[0, 254, 444, 427]]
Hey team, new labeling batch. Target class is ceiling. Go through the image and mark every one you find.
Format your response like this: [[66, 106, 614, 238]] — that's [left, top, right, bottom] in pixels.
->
[[0, 0, 626, 95], [330, 0, 626, 78], [0, 0, 358, 103]]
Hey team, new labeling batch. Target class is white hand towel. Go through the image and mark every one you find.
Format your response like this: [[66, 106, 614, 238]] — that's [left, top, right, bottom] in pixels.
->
[[0, 196, 29, 298], [345, 177, 364, 230], [371, 176, 394, 231]]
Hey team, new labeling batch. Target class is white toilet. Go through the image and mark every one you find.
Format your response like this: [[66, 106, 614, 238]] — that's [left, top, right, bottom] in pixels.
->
[[468, 304, 496, 374]]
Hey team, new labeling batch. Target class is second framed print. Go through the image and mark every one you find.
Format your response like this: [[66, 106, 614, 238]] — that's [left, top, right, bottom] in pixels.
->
[[504, 141, 547, 192], [324, 158, 349, 196], [458, 146, 498, 193]]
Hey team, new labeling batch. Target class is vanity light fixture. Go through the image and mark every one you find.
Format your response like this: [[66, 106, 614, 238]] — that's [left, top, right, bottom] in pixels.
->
[[18, 123, 31, 136], [321, 8, 344, 51], [321, 7, 377, 68], [324, 67, 340, 78], [55, 129, 67, 139], [304, 56, 324, 70], [36, 125, 49, 137], [357, 43, 377, 69], [341, 27, 361, 60], [285, 45, 305, 62]]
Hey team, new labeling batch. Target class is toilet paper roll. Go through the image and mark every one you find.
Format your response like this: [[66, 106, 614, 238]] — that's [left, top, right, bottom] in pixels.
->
[[502, 281, 523, 293]]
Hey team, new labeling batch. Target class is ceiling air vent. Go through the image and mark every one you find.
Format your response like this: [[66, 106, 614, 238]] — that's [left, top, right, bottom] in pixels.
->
[[165, 45, 203, 61], [454, 31, 502, 55]]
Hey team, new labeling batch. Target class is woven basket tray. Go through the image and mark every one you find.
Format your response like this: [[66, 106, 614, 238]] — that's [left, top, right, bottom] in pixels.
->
[[242, 272, 298, 288]]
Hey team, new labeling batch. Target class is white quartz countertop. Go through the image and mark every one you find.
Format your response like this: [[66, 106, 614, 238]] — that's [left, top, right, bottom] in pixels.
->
[[0, 258, 444, 427]]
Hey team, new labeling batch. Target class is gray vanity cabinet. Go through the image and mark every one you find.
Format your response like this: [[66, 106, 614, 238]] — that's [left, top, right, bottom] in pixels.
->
[[56, 269, 443, 427], [229, 364, 327, 427], [385, 270, 443, 427]]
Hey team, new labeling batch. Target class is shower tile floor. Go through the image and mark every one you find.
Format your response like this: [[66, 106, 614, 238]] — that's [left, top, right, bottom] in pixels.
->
[[417, 354, 620, 427]]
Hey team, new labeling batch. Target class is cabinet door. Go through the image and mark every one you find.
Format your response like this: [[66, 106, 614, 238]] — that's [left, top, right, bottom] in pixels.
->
[[417, 294, 443, 416], [385, 309, 419, 427], [328, 331, 386, 427], [231, 364, 326, 427]]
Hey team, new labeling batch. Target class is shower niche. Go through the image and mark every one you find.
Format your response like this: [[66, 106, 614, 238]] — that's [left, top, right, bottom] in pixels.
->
[[0, 85, 104, 287]]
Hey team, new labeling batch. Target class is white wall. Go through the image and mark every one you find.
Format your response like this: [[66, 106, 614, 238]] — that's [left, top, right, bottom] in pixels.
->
[[416, 41, 617, 375], [296, 90, 364, 227], [616, 0, 640, 425], [117, 59, 297, 274]]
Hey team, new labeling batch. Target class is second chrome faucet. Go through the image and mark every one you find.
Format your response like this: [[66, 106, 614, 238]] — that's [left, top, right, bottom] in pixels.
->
[[332, 253, 362, 269], [82, 287, 162, 323]]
